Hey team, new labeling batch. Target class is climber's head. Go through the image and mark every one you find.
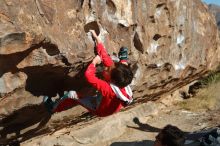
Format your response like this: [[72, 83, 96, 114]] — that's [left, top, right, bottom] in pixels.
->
[[110, 62, 133, 88]]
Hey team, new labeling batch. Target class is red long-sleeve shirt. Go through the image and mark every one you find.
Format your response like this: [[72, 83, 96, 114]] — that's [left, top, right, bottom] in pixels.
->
[[85, 43, 130, 117]]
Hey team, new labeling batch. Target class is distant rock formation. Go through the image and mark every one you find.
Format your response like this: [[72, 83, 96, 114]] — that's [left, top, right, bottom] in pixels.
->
[[0, 0, 219, 144], [208, 4, 220, 30]]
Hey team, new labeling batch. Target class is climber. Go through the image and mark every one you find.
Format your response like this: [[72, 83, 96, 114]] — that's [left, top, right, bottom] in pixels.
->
[[44, 29, 134, 117]]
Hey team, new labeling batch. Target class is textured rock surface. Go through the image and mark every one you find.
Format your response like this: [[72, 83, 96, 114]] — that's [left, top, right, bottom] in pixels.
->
[[0, 0, 220, 144]]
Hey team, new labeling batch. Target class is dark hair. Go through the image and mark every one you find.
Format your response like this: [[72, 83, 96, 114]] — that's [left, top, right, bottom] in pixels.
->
[[157, 125, 185, 146], [111, 63, 133, 88]]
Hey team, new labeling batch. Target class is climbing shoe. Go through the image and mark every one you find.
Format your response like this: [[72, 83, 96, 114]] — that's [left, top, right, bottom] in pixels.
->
[[118, 47, 128, 61], [43, 96, 55, 113]]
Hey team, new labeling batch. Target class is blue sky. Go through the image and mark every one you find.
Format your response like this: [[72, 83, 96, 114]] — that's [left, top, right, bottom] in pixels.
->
[[202, 0, 220, 5]]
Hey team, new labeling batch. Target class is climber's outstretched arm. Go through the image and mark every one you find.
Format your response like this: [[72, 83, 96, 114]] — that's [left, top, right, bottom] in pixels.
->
[[90, 30, 101, 44], [89, 30, 113, 67]]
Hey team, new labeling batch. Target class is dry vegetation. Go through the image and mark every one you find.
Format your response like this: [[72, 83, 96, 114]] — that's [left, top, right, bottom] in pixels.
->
[[178, 72, 220, 111]]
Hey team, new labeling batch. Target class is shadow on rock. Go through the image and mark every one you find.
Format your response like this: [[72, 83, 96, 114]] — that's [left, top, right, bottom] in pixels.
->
[[0, 103, 51, 145], [110, 140, 154, 146], [22, 65, 70, 97], [22, 61, 91, 98], [127, 117, 161, 132]]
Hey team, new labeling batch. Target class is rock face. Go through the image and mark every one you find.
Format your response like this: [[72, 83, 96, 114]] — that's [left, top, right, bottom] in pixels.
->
[[208, 4, 220, 30], [0, 0, 219, 144]]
